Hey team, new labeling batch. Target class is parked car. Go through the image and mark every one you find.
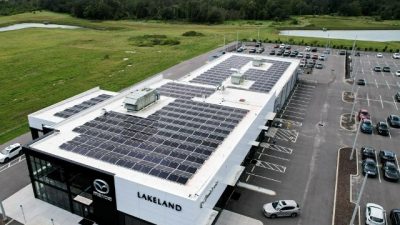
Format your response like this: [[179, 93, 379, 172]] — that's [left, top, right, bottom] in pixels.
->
[[305, 46, 311, 52], [299, 61, 306, 68], [0, 143, 22, 163], [263, 200, 300, 218], [273, 44, 279, 48], [305, 53, 311, 59], [315, 63, 323, 69], [393, 53, 400, 59], [388, 115, 400, 128], [290, 52, 297, 57], [312, 54, 318, 60], [366, 203, 385, 225], [279, 43, 285, 49], [379, 150, 396, 163], [373, 66, 382, 72], [390, 209, 400, 225], [256, 47, 265, 54], [277, 49, 283, 56], [396, 70, 400, 76], [383, 66, 391, 72], [236, 47, 244, 52], [358, 109, 370, 121], [357, 79, 366, 86], [249, 48, 256, 53], [376, 121, 389, 136], [361, 146, 376, 160], [360, 119, 373, 134], [382, 162, 400, 182], [319, 55, 326, 61], [285, 45, 292, 50], [396, 92, 400, 102], [339, 50, 346, 55], [376, 53, 383, 58], [355, 52, 361, 56], [269, 49, 276, 55], [323, 49, 331, 54], [297, 52, 304, 58], [306, 61, 315, 68], [311, 47, 318, 52], [283, 50, 291, 56], [362, 158, 378, 177]]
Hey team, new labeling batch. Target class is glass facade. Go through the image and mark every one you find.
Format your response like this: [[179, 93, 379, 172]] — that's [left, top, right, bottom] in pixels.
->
[[27, 155, 94, 218]]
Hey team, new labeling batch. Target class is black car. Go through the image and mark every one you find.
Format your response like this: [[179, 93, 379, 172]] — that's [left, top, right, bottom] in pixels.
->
[[357, 79, 366, 86], [249, 48, 256, 53], [360, 119, 373, 134], [383, 66, 391, 72], [285, 45, 291, 50], [290, 52, 297, 57], [355, 52, 361, 56], [373, 66, 382, 72], [339, 50, 346, 55], [362, 158, 378, 177], [269, 50, 276, 55], [305, 53, 311, 59], [388, 115, 400, 128], [391, 209, 400, 225], [311, 47, 318, 52], [396, 92, 400, 102], [382, 162, 400, 182], [361, 146, 376, 160], [379, 150, 396, 163], [376, 121, 389, 136]]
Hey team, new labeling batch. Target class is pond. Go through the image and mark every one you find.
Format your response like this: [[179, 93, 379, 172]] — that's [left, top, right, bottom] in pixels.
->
[[280, 30, 400, 42], [0, 23, 81, 32]]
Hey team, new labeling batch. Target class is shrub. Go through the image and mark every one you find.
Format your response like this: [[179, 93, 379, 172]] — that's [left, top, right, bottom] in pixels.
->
[[129, 35, 180, 47], [182, 31, 204, 37], [389, 49, 393, 53]]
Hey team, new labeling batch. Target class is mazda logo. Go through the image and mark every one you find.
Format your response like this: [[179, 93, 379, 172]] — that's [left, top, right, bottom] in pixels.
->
[[93, 179, 109, 195]]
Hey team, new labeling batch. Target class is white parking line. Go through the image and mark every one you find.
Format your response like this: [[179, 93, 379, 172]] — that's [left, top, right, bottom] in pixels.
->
[[255, 160, 286, 173], [367, 93, 370, 106], [375, 79, 379, 88], [245, 172, 281, 183], [256, 152, 290, 161], [386, 119, 392, 139], [281, 114, 304, 121], [289, 98, 309, 104], [393, 96, 399, 110], [380, 95, 384, 108], [0, 156, 26, 173], [260, 143, 293, 154], [385, 80, 391, 89], [285, 106, 307, 111], [283, 109, 305, 115]]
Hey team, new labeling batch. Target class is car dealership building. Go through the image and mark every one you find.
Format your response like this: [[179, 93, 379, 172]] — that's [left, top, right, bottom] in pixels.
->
[[25, 53, 299, 225]]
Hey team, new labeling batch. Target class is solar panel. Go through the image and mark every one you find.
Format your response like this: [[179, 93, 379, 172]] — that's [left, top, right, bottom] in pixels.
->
[[157, 82, 215, 99], [54, 94, 112, 119], [60, 99, 248, 185]]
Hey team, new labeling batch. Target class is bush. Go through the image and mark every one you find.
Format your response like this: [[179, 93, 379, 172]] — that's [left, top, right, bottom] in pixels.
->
[[389, 49, 393, 52], [182, 31, 204, 37], [129, 35, 180, 47], [365, 47, 368, 51], [374, 48, 378, 52]]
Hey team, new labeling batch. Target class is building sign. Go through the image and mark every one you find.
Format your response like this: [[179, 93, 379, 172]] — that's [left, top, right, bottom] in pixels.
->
[[137, 192, 182, 212], [93, 179, 112, 202]]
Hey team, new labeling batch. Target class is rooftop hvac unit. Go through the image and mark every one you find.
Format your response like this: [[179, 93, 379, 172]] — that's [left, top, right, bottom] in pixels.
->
[[124, 88, 159, 112], [231, 72, 245, 85], [252, 58, 264, 67]]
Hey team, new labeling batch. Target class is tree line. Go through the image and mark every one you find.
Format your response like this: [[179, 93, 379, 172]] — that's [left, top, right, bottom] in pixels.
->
[[1, 0, 400, 23]]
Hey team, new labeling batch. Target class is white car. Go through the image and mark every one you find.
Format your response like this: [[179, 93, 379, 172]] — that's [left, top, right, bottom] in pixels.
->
[[305, 46, 311, 52], [279, 43, 285, 49], [0, 143, 22, 163], [297, 53, 304, 58], [377, 53, 383, 58], [263, 200, 300, 218], [319, 54, 326, 61], [393, 53, 400, 59], [396, 70, 400, 76], [366, 203, 385, 225]]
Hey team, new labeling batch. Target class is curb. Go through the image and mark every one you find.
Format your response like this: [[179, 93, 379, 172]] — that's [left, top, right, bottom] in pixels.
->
[[331, 147, 342, 225], [339, 113, 356, 132], [342, 91, 354, 103]]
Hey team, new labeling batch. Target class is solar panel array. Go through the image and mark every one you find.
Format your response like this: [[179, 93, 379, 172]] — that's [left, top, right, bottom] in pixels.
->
[[190, 55, 252, 86], [54, 94, 112, 119], [59, 99, 248, 185], [157, 82, 215, 99], [245, 60, 290, 93]]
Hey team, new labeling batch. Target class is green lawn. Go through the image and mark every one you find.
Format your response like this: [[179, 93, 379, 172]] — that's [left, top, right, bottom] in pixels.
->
[[0, 11, 399, 144]]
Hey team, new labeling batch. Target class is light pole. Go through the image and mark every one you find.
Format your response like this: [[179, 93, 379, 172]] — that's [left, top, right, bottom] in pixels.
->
[[350, 121, 362, 160], [0, 202, 7, 222], [350, 86, 360, 121], [20, 205, 26, 224], [349, 174, 368, 225]]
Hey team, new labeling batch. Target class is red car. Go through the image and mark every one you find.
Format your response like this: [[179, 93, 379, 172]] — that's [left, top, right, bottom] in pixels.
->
[[273, 44, 279, 48], [312, 54, 318, 60], [358, 109, 370, 121]]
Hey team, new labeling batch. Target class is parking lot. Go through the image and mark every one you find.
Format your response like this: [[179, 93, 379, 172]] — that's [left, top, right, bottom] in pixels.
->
[[226, 43, 400, 225], [349, 51, 400, 224]]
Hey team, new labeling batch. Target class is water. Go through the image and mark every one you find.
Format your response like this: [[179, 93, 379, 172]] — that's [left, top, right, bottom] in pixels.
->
[[280, 30, 400, 42], [0, 23, 80, 32]]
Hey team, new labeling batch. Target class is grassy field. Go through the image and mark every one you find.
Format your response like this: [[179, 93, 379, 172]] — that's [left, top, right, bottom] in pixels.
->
[[0, 11, 399, 144]]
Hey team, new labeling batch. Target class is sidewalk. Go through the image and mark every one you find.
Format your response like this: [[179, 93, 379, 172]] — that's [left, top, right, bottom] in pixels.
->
[[2, 185, 82, 225], [214, 210, 263, 225]]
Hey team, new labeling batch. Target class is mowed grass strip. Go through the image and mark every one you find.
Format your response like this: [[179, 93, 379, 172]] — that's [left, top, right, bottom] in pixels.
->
[[1, 11, 400, 143]]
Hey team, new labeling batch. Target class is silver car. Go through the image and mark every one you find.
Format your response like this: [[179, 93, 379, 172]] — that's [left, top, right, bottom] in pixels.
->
[[263, 200, 300, 218]]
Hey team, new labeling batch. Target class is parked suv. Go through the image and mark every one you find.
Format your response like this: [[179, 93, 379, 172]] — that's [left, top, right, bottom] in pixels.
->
[[263, 200, 300, 218], [393, 53, 400, 59], [366, 203, 385, 225], [373, 66, 382, 72], [0, 143, 22, 163]]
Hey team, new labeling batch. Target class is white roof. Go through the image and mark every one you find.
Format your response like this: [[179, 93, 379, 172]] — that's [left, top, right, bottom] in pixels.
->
[[29, 53, 299, 199]]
